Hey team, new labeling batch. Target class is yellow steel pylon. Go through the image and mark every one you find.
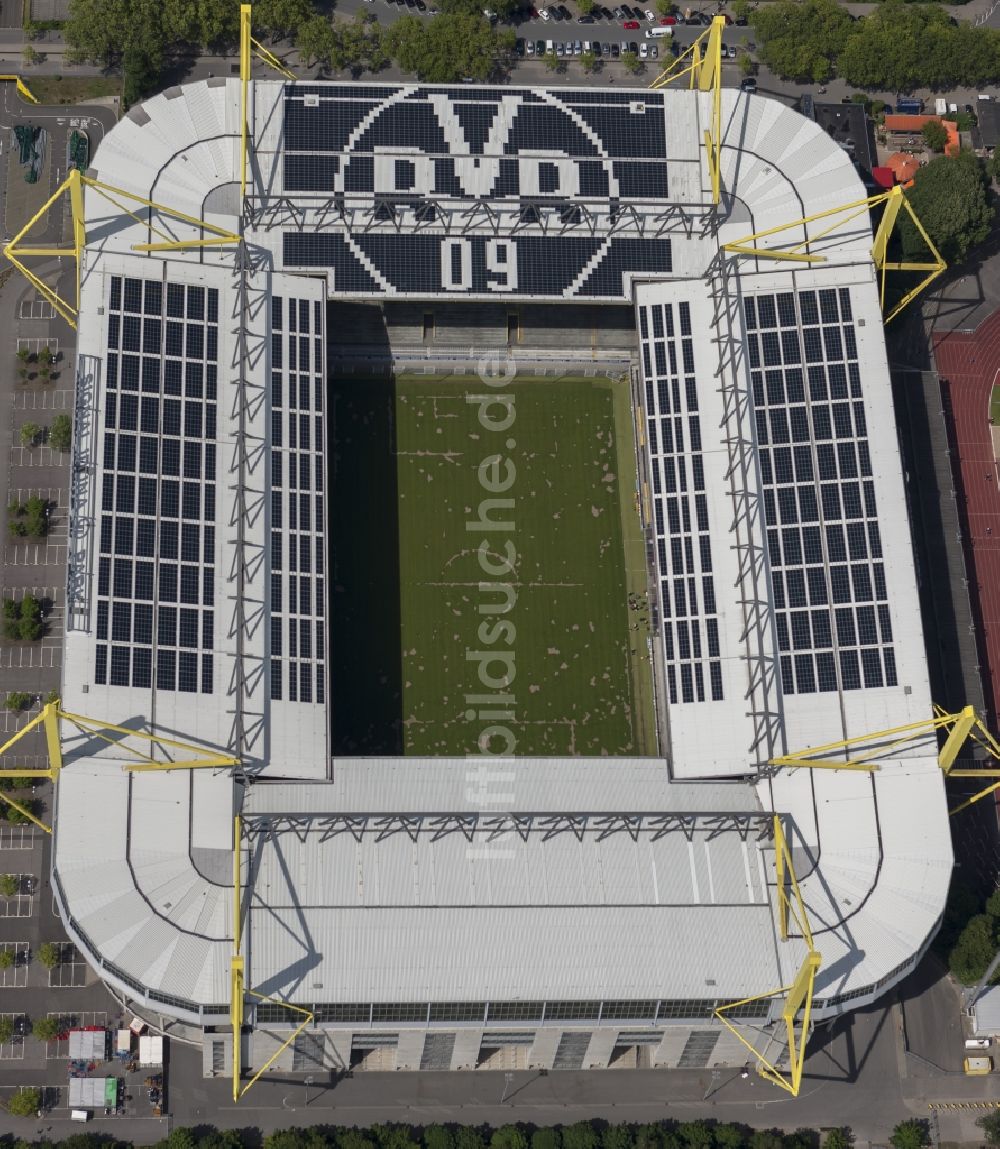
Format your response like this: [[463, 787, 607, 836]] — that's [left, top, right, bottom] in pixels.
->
[[769, 703, 1000, 815], [648, 16, 724, 205], [230, 813, 313, 1101], [715, 815, 821, 1097], [0, 75, 38, 103], [240, 4, 296, 202], [0, 702, 240, 833], [722, 185, 946, 324], [2, 169, 241, 329]]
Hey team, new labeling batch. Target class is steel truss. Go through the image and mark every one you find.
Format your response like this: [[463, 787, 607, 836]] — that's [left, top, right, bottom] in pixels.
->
[[707, 251, 783, 764], [246, 193, 709, 241], [242, 810, 773, 845]]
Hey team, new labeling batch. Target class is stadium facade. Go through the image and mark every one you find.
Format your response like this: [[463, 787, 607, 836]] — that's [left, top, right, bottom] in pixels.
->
[[50, 78, 953, 1077]]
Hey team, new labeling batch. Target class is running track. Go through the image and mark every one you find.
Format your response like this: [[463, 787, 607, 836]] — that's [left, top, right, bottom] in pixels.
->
[[932, 309, 1000, 730]]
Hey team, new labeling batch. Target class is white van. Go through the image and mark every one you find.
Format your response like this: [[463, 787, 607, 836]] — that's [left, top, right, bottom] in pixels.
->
[[966, 1038, 991, 1050], [646, 25, 671, 36], [71, 1111, 90, 1123]]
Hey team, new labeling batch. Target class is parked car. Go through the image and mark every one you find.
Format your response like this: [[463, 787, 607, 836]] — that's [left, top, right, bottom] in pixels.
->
[[578, 13, 595, 20], [592, 40, 602, 53], [558, 4, 572, 16], [649, 42, 657, 56], [540, 5, 551, 16], [644, 7, 655, 18], [526, 38, 535, 52], [556, 39, 565, 52], [660, 14, 676, 22], [740, 76, 757, 92], [610, 41, 620, 55], [624, 19, 640, 28], [515, 37, 526, 52], [628, 39, 639, 51], [574, 38, 583, 50], [536, 38, 546, 51], [639, 40, 648, 56]]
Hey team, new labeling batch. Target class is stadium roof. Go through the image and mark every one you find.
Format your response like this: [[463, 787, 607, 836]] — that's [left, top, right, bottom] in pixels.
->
[[51, 79, 952, 1027]]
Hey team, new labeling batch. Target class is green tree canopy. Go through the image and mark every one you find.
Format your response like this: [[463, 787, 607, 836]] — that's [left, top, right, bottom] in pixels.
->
[[5, 1087, 40, 1117], [32, 1015, 61, 1040], [922, 120, 949, 152], [900, 150, 994, 266], [490, 1128, 528, 1149], [0, 1016, 13, 1043], [425, 1129, 456, 1149], [750, 0, 853, 83], [889, 1122, 929, 1149], [977, 1112, 1000, 1147], [386, 12, 513, 81], [562, 1125, 599, 1149]]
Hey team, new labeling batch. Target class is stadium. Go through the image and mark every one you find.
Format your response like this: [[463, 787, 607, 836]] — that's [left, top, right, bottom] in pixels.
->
[[3, 28, 961, 1093]]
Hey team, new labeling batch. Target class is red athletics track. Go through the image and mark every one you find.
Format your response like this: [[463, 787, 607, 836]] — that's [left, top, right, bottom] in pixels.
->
[[932, 309, 1000, 731]]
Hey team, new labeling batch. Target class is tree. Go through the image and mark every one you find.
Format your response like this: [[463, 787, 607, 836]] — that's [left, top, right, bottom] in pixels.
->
[[985, 886, 1000, 919], [15, 347, 31, 365], [22, 44, 41, 65], [823, 1131, 851, 1149], [32, 1015, 61, 1040], [0, 874, 18, 897], [49, 415, 72, 454], [949, 913, 997, 982], [889, 1123, 929, 1149], [5, 1086, 40, 1116], [0, 948, 15, 969], [491, 1129, 528, 1149], [265, 1132, 330, 1149], [296, 15, 338, 67], [621, 49, 641, 73], [36, 942, 62, 970], [600, 1128, 630, 1149], [655, 0, 675, 13], [579, 49, 597, 71], [714, 1126, 745, 1149], [196, 1132, 247, 1149], [3, 595, 45, 641], [750, 0, 852, 83], [454, 1129, 487, 1149], [156, 1130, 198, 1149], [37, 346, 53, 366], [426, 1130, 456, 1149], [677, 1125, 713, 1149], [578, 0, 594, 12], [372, 1127, 419, 1149], [4, 693, 32, 711], [922, 120, 949, 153], [387, 12, 514, 82], [561, 1127, 598, 1149], [123, 41, 162, 106], [749, 1135, 783, 1149], [977, 1112, 1000, 1147], [544, 49, 564, 71], [739, 51, 754, 75], [901, 151, 994, 265], [0, 1016, 13, 1042], [19, 423, 41, 448], [731, 0, 750, 19]]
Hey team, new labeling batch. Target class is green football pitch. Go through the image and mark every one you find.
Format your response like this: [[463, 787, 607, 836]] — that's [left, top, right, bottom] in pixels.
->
[[327, 372, 656, 758]]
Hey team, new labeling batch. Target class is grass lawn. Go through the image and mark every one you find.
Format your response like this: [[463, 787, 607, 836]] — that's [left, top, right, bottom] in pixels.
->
[[26, 75, 121, 106], [991, 383, 1000, 426], [328, 372, 654, 758]]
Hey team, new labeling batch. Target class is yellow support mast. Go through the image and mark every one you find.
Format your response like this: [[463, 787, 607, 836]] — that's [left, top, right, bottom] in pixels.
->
[[0, 703, 239, 833], [0, 75, 38, 103], [648, 17, 724, 205], [232, 814, 245, 1102], [769, 702, 1000, 815], [2, 170, 241, 329], [715, 815, 821, 1097], [230, 813, 314, 1100], [240, 3, 296, 203], [722, 185, 946, 325]]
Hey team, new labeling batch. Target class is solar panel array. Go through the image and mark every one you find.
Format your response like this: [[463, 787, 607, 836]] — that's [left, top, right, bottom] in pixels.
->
[[96, 276, 218, 694], [277, 86, 672, 299], [746, 289, 897, 696], [638, 301, 724, 706], [269, 295, 327, 706]]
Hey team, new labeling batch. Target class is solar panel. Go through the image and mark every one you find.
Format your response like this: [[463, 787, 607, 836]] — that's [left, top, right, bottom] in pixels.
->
[[97, 276, 219, 693], [747, 289, 897, 696]]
